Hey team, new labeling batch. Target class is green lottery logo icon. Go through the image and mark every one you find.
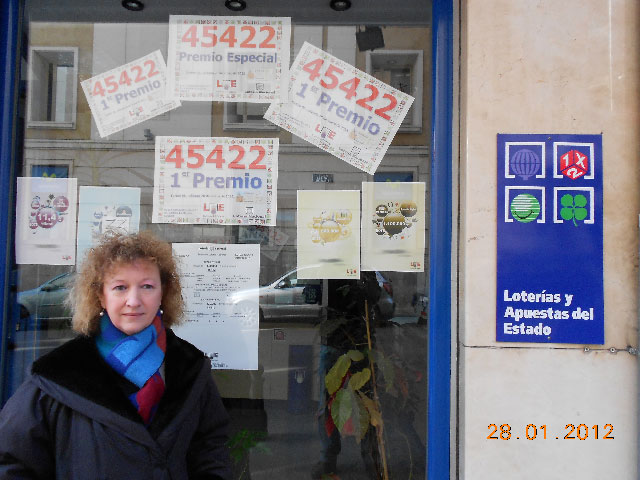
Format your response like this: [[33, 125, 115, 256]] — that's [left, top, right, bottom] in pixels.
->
[[510, 193, 540, 223], [560, 193, 587, 226]]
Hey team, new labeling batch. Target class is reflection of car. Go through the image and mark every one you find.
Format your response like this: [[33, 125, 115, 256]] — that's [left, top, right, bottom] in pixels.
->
[[231, 269, 395, 324], [17, 273, 74, 331]]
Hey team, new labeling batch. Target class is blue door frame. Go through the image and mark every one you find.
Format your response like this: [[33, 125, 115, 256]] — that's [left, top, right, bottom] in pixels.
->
[[428, 1, 454, 478], [0, 0, 20, 404], [0, 1, 454, 477]]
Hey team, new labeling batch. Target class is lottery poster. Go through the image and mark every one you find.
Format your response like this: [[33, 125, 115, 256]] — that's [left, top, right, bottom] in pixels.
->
[[16, 177, 77, 265], [167, 15, 291, 102], [361, 182, 426, 272], [297, 190, 360, 280], [76, 187, 141, 263], [497, 134, 604, 344], [81, 50, 180, 138], [152, 136, 278, 225], [172, 243, 260, 370], [265, 42, 414, 175]]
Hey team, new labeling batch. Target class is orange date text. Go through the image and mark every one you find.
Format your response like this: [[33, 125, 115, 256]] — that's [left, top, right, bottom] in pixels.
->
[[487, 423, 614, 440]]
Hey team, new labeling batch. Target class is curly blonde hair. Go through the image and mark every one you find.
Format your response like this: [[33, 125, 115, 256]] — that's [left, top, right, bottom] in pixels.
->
[[70, 231, 184, 335]]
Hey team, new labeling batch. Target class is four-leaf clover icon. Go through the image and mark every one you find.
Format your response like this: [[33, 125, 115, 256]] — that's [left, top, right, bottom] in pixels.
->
[[560, 194, 587, 226]]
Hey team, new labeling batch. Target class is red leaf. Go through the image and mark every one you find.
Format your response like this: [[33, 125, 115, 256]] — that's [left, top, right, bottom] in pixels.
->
[[325, 414, 335, 437], [342, 417, 354, 435]]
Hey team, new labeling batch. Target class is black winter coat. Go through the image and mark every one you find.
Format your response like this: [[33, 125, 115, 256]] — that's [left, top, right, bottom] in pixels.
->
[[0, 329, 231, 480]]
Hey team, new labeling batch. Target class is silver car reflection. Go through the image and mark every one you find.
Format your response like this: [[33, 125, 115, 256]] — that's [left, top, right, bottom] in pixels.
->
[[231, 269, 395, 324], [17, 272, 74, 331]]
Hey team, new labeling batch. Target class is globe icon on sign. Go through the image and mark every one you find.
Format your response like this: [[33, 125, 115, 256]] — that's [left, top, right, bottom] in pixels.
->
[[510, 194, 540, 223], [510, 149, 541, 180]]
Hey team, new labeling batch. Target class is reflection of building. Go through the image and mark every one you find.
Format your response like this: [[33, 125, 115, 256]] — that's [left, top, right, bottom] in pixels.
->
[[23, 23, 430, 312]]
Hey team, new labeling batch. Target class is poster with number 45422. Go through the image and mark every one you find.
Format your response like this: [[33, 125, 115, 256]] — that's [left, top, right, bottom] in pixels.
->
[[265, 42, 414, 175]]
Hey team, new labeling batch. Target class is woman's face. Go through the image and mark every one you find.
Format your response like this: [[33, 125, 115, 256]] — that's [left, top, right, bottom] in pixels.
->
[[99, 259, 163, 335]]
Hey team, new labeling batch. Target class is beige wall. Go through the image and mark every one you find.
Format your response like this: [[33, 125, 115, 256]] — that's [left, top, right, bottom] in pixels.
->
[[459, 0, 639, 477]]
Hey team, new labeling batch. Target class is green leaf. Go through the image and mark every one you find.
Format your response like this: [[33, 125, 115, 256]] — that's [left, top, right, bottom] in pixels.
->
[[347, 350, 365, 362], [318, 317, 349, 337], [374, 350, 396, 392], [574, 208, 588, 221], [348, 368, 371, 391], [331, 389, 353, 432], [574, 194, 587, 208], [325, 354, 351, 395], [358, 391, 382, 427], [560, 207, 574, 221], [560, 194, 574, 207], [353, 394, 371, 443]]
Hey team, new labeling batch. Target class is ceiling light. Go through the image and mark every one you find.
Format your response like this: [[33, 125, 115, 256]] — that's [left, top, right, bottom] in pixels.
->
[[330, 0, 351, 11], [121, 0, 144, 11], [225, 0, 247, 11]]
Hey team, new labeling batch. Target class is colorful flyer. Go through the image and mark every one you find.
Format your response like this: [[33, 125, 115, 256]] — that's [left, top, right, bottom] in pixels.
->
[[76, 187, 141, 263], [172, 243, 260, 370], [496, 134, 604, 344], [81, 50, 180, 138], [167, 15, 291, 102], [265, 42, 414, 175], [16, 177, 77, 265], [152, 136, 278, 225], [361, 182, 426, 272], [297, 190, 360, 279]]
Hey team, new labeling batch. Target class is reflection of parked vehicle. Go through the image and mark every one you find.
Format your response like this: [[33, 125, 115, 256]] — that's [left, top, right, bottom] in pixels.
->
[[231, 269, 395, 324], [17, 273, 74, 331]]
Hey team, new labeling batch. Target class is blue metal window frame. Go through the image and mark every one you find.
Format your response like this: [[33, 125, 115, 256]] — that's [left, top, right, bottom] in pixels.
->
[[428, 1, 454, 478], [0, 0, 21, 403], [0, 0, 454, 475]]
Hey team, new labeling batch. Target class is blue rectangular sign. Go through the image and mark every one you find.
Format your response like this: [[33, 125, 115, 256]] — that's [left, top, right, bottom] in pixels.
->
[[497, 134, 604, 344]]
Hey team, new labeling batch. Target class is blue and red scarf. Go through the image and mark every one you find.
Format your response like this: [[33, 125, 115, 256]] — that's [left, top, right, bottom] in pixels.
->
[[96, 311, 166, 425]]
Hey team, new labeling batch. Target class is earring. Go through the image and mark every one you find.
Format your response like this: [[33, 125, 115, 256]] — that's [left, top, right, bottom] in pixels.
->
[[159, 307, 164, 315], [99, 309, 105, 317]]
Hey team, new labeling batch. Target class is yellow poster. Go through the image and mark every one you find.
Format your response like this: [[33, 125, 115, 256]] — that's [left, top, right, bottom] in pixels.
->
[[297, 190, 360, 279], [361, 182, 426, 272]]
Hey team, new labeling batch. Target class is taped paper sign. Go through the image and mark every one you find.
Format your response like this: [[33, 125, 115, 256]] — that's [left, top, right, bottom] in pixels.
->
[[297, 190, 360, 279], [167, 15, 291, 102], [172, 243, 260, 370], [152, 136, 278, 225], [361, 182, 426, 272], [81, 50, 180, 138], [16, 177, 77, 265], [265, 42, 414, 174], [77, 187, 141, 263]]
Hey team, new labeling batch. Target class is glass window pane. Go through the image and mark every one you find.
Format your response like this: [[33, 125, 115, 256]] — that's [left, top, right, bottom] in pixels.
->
[[7, 3, 432, 478]]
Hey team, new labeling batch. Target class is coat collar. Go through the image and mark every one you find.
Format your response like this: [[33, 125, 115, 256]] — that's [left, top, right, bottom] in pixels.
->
[[32, 329, 208, 434]]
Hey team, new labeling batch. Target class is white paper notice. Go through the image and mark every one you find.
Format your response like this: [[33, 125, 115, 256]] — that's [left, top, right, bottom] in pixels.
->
[[172, 243, 259, 370], [265, 42, 414, 174], [361, 182, 426, 272], [16, 177, 77, 265], [152, 136, 277, 225], [167, 16, 291, 102], [297, 190, 360, 279], [81, 50, 180, 138], [77, 187, 141, 264]]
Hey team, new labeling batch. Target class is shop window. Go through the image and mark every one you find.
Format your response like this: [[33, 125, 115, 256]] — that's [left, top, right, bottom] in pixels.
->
[[366, 50, 423, 132], [223, 102, 278, 131], [27, 47, 78, 129]]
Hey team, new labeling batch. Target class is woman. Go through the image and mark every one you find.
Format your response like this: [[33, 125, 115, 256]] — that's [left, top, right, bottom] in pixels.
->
[[0, 232, 231, 479]]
